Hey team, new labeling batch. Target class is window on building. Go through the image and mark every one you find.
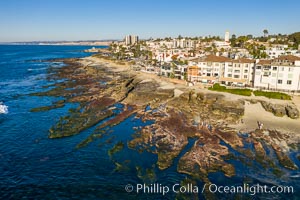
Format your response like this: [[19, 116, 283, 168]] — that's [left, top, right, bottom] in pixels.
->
[[256, 66, 261, 70], [278, 80, 282, 84], [273, 67, 277, 71], [280, 67, 284, 71], [264, 66, 271, 70], [234, 75, 240, 78], [244, 70, 248, 73], [288, 67, 294, 72], [288, 74, 293, 79], [227, 74, 232, 77], [287, 80, 292, 85], [244, 75, 247, 78], [234, 70, 240, 73]]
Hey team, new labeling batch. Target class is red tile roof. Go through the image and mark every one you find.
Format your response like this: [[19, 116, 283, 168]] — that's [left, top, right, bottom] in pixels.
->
[[276, 55, 300, 62], [232, 58, 255, 63], [257, 59, 271, 65], [203, 55, 232, 62], [190, 55, 232, 62]]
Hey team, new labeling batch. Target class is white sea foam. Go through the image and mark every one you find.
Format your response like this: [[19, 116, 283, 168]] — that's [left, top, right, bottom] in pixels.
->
[[27, 67, 46, 71], [0, 102, 8, 114]]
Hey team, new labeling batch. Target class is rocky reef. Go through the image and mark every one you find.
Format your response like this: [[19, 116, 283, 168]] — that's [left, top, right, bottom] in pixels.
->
[[30, 57, 300, 191]]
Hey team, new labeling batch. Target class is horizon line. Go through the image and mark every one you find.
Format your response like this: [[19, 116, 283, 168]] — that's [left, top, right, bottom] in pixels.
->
[[1, 30, 299, 43]]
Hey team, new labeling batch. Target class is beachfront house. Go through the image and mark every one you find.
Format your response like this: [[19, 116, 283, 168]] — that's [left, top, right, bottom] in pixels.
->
[[253, 55, 300, 92], [187, 55, 231, 84], [187, 66, 200, 82], [222, 58, 255, 86], [187, 55, 256, 86]]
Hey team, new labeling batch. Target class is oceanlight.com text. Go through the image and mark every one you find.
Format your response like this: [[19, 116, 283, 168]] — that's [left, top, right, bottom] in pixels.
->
[[125, 183, 294, 196]]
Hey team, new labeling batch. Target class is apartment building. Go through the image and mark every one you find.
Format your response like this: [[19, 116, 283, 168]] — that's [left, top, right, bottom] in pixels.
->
[[125, 35, 139, 45], [173, 39, 196, 49], [254, 55, 300, 91], [187, 55, 255, 85], [223, 58, 255, 86], [188, 55, 231, 83]]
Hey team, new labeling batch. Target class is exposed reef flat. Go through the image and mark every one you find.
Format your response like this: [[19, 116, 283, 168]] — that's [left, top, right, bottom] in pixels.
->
[[30, 55, 300, 187]]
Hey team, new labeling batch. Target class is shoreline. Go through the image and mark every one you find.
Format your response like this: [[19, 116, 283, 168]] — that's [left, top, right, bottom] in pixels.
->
[[232, 101, 300, 136], [28, 53, 300, 186], [79, 55, 300, 136]]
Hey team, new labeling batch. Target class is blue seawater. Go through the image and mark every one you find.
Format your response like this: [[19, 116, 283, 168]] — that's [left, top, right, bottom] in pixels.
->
[[0, 45, 185, 200]]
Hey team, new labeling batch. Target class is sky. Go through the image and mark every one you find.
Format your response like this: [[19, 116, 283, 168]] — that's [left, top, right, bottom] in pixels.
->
[[0, 0, 299, 42]]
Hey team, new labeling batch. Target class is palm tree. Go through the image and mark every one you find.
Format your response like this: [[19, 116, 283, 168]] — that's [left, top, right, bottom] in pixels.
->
[[263, 29, 269, 37]]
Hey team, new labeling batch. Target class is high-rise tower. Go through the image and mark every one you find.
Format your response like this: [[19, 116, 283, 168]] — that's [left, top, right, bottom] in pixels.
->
[[225, 31, 230, 43]]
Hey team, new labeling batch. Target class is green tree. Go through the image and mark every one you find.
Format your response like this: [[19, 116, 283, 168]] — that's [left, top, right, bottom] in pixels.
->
[[263, 29, 269, 37], [183, 72, 188, 81], [230, 34, 237, 47], [205, 47, 212, 52], [169, 72, 175, 79], [261, 52, 268, 58], [288, 32, 300, 49]]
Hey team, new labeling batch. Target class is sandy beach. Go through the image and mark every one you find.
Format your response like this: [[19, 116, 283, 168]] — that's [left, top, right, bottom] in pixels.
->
[[231, 101, 300, 135], [80, 55, 300, 137]]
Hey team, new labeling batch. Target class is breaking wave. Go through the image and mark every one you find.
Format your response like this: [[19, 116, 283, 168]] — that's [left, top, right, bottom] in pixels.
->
[[0, 102, 8, 114]]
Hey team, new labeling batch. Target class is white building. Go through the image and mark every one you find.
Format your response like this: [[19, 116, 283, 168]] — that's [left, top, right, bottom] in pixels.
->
[[132, 35, 139, 44], [225, 31, 230, 43], [188, 55, 255, 86], [264, 44, 300, 59], [188, 55, 231, 84], [173, 39, 196, 49], [223, 58, 255, 86], [125, 35, 139, 45], [214, 41, 231, 50], [254, 55, 300, 91]]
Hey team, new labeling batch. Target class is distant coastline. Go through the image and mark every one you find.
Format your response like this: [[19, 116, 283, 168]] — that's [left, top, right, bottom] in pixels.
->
[[0, 40, 117, 46]]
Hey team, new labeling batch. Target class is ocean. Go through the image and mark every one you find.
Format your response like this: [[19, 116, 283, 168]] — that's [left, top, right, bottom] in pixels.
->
[[0, 45, 299, 200]]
